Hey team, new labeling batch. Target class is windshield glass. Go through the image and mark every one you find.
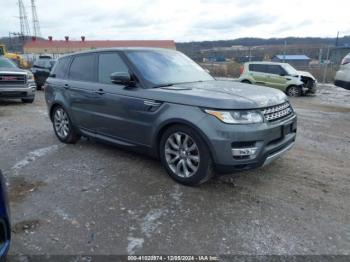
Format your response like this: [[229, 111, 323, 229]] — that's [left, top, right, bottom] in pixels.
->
[[0, 58, 17, 68], [282, 63, 299, 76], [126, 50, 214, 86]]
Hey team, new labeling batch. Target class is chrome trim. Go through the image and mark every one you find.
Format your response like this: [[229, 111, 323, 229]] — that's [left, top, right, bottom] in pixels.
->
[[263, 142, 295, 166], [0, 85, 35, 92], [232, 147, 258, 156], [144, 100, 161, 107]]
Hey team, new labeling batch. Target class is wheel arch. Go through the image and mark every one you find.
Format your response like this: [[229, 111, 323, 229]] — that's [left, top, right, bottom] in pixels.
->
[[153, 119, 215, 161]]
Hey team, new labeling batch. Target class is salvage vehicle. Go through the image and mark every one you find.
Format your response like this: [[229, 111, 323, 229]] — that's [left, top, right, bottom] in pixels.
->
[[45, 48, 297, 186], [238, 61, 317, 96], [0, 170, 11, 258], [0, 57, 36, 103], [31, 58, 56, 89], [334, 52, 350, 90]]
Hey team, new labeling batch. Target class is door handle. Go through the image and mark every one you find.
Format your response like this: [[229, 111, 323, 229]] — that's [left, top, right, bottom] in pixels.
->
[[94, 88, 105, 95]]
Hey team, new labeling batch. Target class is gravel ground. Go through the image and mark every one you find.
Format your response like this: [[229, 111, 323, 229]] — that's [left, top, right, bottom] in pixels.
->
[[0, 84, 349, 256]]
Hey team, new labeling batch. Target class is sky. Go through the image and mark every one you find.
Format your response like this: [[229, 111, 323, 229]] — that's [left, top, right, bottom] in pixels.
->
[[1, 0, 349, 42]]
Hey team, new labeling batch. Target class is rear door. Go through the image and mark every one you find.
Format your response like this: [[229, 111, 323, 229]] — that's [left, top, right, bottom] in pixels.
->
[[65, 53, 102, 131], [248, 64, 268, 85]]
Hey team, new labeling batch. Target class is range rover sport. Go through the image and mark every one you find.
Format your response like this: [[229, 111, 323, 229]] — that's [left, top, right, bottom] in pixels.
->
[[45, 48, 297, 186]]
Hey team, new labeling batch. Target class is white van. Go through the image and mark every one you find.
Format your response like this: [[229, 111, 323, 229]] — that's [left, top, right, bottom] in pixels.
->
[[334, 53, 350, 90]]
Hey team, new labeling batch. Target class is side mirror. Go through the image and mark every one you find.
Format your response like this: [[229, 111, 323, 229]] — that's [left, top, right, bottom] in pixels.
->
[[110, 72, 132, 85]]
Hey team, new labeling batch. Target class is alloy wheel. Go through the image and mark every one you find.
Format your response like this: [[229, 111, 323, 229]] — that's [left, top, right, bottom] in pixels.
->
[[164, 132, 200, 178], [287, 86, 301, 97], [54, 108, 70, 139]]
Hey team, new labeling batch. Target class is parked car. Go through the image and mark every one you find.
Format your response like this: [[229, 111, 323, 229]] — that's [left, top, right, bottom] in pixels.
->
[[31, 58, 56, 89], [238, 61, 317, 96], [45, 48, 297, 186], [0, 56, 36, 103], [0, 170, 11, 258], [334, 53, 350, 90]]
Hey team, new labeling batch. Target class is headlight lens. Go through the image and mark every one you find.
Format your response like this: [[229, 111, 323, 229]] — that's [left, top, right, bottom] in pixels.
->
[[205, 109, 263, 124], [27, 73, 34, 80]]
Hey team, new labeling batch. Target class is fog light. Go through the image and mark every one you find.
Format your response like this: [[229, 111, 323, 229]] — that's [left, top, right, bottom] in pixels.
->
[[232, 147, 258, 157]]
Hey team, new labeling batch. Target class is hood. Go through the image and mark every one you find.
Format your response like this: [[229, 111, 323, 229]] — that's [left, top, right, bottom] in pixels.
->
[[298, 70, 316, 80], [146, 80, 288, 109], [0, 67, 27, 74]]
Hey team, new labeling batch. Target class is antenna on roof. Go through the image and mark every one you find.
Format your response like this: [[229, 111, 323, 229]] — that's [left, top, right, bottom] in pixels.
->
[[31, 0, 41, 37]]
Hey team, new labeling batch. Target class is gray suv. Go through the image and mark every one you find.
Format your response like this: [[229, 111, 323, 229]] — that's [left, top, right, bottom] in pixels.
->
[[45, 48, 297, 186]]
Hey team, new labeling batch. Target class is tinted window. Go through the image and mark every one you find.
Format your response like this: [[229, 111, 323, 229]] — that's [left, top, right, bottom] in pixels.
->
[[52, 57, 70, 79], [249, 64, 267, 73], [69, 54, 95, 82], [98, 53, 129, 84], [267, 65, 283, 75]]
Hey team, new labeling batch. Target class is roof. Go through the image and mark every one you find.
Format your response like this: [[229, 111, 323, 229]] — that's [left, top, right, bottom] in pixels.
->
[[245, 61, 288, 65], [57, 47, 179, 59], [24, 40, 176, 50], [274, 54, 311, 60]]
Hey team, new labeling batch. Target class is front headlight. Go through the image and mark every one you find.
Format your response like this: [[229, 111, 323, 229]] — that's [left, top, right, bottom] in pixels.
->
[[205, 109, 263, 124], [27, 73, 34, 81]]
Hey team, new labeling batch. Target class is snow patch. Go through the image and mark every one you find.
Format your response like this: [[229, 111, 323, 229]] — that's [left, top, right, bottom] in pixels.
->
[[127, 237, 144, 255], [141, 209, 166, 238], [11, 145, 62, 171]]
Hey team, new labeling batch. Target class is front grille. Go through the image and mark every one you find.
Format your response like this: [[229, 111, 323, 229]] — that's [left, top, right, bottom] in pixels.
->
[[0, 74, 27, 85], [261, 102, 293, 122]]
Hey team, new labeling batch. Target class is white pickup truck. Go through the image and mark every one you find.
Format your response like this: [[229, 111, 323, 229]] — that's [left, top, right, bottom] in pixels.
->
[[0, 56, 36, 103]]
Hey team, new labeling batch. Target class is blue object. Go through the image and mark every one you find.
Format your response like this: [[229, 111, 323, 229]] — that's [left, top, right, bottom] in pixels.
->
[[0, 171, 11, 258], [275, 54, 311, 60]]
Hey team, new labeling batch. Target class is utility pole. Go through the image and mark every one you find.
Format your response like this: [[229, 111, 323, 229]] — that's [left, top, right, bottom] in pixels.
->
[[283, 40, 287, 63], [322, 46, 330, 84], [18, 0, 31, 37], [31, 0, 41, 37], [335, 31, 339, 47]]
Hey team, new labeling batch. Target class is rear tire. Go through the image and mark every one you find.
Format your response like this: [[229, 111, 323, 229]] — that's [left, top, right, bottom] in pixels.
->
[[286, 85, 302, 97], [160, 125, 214, 186], [52, 106, 80, 144], [241, 80, 251, 84], [21, 97, 34, 103]]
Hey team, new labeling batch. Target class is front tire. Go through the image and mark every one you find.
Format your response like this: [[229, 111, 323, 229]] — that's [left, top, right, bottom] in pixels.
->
[[52, 106, 80, 144], [241, 80, 251, 84], [160, 125, 214, 186], [286, 85, 302, 97]]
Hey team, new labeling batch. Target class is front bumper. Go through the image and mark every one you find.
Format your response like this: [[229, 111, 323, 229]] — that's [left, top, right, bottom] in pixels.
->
[[198, 114, 297, 173], [0, 82, 36, 99]]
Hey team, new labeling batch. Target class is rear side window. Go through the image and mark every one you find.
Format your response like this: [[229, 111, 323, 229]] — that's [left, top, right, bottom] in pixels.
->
[[52, 57, 70, 79], [69, 54, 96, 82], [249, 64, 266, 73], [98, 53, 129, 84]]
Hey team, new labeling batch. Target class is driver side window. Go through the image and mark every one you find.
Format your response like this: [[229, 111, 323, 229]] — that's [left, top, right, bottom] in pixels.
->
[[98, 53, 129, 84]]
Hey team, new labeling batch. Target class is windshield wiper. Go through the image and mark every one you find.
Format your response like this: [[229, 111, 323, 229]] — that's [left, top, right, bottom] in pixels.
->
[[153, 83, 174, 88]]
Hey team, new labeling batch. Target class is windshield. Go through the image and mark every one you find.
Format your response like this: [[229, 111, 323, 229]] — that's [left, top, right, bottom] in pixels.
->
[[282, 63, 299, 76], [0, 57, 17, 68], [126, 50, 214, 86]]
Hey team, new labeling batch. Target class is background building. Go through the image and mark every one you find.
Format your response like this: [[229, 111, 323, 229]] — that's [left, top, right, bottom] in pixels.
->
[[272, 54, 311, 67], [23, 37, 176, 57]]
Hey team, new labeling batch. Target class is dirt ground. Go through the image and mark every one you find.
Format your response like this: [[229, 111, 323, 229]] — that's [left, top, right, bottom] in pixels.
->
[[0, 84, 349, 256]]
